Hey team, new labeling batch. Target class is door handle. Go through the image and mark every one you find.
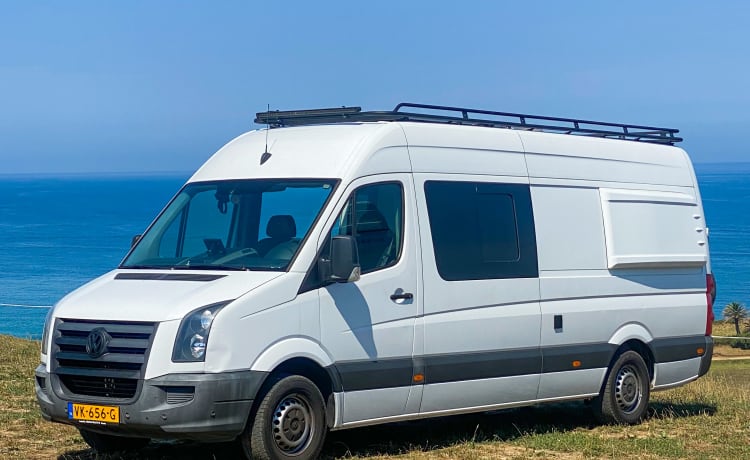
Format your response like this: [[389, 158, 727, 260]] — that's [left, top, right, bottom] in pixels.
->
[[390, 292, 413, 301]]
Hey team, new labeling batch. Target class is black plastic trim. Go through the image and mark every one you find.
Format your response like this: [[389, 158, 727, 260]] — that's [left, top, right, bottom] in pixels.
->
[[36, 367, 268, 442], [329, 344, 609, 391], [115, 273, 226, 281], [651, 335, 709, 363], [541, 343, 616, 373], [424, 348, 541, 384], [698, 336, 713, 377], [332, 357, 413, 391], [326, 337, 707, 392]]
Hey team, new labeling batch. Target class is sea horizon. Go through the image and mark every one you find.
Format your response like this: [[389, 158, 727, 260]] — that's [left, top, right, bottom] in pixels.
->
[[1, 159, 749, 178]]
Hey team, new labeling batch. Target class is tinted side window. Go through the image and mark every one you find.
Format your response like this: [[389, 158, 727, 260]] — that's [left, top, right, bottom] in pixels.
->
[[330, 182, 404, 274], [424, 181, 538, 280]]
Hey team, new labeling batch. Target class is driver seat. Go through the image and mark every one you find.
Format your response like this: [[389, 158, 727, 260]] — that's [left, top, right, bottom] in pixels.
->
[[257, 215, 297, 257]]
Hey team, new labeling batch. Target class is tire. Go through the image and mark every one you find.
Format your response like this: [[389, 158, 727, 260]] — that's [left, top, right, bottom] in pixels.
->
[[78, 428, 150, 453], [592, 350, 650, 425], [240, 375, 327, 460]]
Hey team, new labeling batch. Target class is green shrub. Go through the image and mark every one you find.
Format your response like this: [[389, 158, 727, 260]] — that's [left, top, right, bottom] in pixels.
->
[[729, 332, 750, 349]]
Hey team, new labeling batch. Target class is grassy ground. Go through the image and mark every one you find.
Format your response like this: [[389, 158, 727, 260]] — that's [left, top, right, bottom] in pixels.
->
[[712, 321, 750, 357], [712, 320, 749, 338], [2, 327, 748, 460]]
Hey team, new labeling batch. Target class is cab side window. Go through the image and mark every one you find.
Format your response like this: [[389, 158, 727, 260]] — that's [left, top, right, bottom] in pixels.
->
[[329, 182, 404, 274]]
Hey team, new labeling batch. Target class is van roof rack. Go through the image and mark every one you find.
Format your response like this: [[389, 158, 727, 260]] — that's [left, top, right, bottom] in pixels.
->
[[255, 102, 682, 145]]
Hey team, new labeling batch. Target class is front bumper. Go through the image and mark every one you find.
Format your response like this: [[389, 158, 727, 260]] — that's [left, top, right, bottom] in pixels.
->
[[35, 365, 268, 442]]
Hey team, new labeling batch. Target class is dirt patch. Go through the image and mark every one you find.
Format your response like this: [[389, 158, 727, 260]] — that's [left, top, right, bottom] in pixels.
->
[[712, 343, 750, 360]]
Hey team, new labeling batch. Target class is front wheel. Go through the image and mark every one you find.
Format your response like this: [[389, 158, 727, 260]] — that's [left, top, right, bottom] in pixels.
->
[[240, 375, 327, 460], [592, 350, 650, 424]]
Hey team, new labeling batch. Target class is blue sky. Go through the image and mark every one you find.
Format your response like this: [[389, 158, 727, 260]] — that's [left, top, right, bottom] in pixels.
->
[[1, 1, 749, 174]]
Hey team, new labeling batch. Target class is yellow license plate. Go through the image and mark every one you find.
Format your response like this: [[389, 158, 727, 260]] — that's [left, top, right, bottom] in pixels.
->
[[67, 402, 120, 424]]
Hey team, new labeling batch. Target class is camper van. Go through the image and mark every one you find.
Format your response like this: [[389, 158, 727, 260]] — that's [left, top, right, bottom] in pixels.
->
[[36, 103, 715, 460]]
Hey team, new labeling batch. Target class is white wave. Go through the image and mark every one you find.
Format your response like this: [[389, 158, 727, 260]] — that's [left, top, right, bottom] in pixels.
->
[[0, 303, 52, 309]]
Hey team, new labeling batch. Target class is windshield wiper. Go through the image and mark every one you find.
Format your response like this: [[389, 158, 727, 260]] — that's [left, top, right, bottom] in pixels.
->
[[120, 264, 168, 270], [170, 264, 249, 271]]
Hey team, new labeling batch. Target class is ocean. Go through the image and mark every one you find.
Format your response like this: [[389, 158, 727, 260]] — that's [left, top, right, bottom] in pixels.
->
[[1, 164, 748, 339], [695, 162, 750, 314], [0, 174, 187, 338]]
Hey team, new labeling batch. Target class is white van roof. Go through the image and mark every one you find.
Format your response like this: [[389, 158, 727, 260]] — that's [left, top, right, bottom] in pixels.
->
[[190, 103, 692, 186], [190, 122, 411, 183]]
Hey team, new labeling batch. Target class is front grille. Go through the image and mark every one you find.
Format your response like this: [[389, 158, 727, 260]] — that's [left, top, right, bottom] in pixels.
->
[[60, 375, 138, 399], [51, 319, 156, 400]]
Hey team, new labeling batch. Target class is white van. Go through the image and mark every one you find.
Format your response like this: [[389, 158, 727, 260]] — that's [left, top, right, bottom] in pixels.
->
[[36, 103, 715, 459]]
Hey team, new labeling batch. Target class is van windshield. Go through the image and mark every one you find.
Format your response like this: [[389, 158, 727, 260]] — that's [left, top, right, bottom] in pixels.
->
[[121, 179, 336, 271]]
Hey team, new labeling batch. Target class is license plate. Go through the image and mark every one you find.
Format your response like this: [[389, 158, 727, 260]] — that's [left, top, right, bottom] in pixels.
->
[[67, 402, 120, 424]]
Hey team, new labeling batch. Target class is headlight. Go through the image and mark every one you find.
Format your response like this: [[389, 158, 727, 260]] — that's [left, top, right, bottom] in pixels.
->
[[41, 308, 54, 357], [172, 301, 231, 362]]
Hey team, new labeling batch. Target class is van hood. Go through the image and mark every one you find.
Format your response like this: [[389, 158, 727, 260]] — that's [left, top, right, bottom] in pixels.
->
[[53, 269, 283, 322]]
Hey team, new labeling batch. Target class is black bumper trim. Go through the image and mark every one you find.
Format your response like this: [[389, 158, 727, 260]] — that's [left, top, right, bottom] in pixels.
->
[[698, 336, 713, 377], [36, 366, 268, 442], [651, 335, 710, 363]]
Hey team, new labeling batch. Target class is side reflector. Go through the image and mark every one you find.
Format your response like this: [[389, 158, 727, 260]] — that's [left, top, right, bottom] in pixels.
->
[[572, 360, 582, 368], [413, 374, 424, 383], [697, 348, 704, 355]]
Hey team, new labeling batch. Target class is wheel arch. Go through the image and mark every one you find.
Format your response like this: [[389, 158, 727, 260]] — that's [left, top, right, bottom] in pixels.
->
[[249, 338, 340, 428], [607, 323, 656, 383], [250, 337, 334, 373]]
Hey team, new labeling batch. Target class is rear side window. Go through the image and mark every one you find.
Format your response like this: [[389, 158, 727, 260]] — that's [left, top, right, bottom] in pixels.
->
[[424, 181, 538, 280]]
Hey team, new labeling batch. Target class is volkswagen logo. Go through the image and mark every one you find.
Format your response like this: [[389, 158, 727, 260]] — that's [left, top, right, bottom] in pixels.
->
[[85, 328, 111, 358]]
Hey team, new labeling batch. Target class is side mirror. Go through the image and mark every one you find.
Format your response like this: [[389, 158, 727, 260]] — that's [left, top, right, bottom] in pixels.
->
[[328, 235, 361, 283], [131, 234, 142, 248]]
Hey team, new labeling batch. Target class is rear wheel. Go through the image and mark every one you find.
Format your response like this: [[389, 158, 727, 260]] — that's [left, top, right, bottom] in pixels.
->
[[593, 350, 650, 424], [240, 375, 327, 460], [78, 428, 149, 453]]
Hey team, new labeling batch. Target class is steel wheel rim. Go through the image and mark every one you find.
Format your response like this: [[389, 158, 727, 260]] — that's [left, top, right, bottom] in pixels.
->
[[614, 364, 642, 413], [271, 393, 314, 455]]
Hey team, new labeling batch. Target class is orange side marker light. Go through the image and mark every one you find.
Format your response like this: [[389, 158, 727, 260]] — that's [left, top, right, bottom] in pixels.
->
[[413, 374, 424, 383], [572, 360, 582, 368]]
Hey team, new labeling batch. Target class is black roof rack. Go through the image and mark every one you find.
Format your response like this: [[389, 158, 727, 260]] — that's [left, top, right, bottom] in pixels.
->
[[255, 102, 681, 145]]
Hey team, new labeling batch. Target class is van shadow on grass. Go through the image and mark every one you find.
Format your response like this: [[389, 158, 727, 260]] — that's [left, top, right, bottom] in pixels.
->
[[56, 400, 716, 460]]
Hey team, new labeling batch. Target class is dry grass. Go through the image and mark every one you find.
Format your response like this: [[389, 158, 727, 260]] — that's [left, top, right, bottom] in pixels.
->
[[713, 344, 750, 358], [712, 319, 750, 337], [0, 337, 84, 459], [713, 319, 750, 358], [2, 329, 749, 460]]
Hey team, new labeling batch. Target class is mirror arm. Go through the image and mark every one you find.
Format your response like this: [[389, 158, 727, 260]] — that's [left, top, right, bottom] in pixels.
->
[[131, 234, 142, 248]]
